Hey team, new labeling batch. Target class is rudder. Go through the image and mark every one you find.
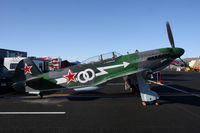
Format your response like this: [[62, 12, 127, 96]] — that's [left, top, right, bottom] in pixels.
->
[[13, 58, 43, 92]]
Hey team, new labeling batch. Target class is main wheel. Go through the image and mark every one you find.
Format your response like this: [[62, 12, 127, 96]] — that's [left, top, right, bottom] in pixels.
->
[[142, 101, 147, 106], [154, 101, 159, 106]]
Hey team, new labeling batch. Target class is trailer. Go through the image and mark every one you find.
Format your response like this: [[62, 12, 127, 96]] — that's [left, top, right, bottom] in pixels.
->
[[4, 57, 26, 71]]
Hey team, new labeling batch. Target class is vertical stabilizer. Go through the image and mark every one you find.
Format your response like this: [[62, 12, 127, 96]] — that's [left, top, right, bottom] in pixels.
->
[[13, 58, 42, 82]]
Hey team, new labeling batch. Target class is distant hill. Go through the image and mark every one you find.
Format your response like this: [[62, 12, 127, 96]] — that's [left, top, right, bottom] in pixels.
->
[[183, 58, 200, 63]]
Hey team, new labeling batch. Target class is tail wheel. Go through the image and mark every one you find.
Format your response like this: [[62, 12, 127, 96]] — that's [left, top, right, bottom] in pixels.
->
[[39, 93, 43, 99], [155, 101, 159, 106]]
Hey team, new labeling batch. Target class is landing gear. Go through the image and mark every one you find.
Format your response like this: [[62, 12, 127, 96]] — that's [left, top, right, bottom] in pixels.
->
[[123, 75, 138, 94], [39, 93, 43, 99], [154, 101, 159, 106], [142, 101, 147, 106], [136, 73, 159, 106], [124, 76, 132, 92], [141, 101, 159, 106]]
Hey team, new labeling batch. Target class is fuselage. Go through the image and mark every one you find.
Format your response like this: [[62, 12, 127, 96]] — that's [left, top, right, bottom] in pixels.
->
[[39, 47, 183, 87], [14, 47, 184, 93]]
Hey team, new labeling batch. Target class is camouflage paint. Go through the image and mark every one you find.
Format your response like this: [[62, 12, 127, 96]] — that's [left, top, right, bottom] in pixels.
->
[[13, 47, 184, 92]]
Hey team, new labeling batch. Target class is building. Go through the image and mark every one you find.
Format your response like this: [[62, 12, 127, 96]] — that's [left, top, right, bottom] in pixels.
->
[[0, 48, 27, 65], [42, 57, 62, 70]]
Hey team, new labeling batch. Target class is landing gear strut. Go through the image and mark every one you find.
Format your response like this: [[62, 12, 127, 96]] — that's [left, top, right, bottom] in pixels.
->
[[124, 75, 138, 94], [39, 93, 43, 99], [136, 73, 159, 106]]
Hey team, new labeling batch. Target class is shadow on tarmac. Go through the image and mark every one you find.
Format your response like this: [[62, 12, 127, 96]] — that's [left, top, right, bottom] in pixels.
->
[[1, 84, 200, 107], [58, 91, 136, 101], [161, 79, 190, 82], [0, 87, 15, 96], [152, 84, 200, 106], [159, 96, 200, 106], [169, 84, 200, 93]]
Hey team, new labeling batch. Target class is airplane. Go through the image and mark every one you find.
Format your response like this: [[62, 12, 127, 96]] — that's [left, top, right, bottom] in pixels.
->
[[12, 22, 184, 106]]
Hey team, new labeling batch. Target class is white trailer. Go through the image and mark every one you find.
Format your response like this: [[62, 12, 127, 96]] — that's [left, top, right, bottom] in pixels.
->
[[4, 57, 26, 71]]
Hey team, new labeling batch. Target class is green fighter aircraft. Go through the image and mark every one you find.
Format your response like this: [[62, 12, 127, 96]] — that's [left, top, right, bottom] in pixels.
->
[[13, 22, 184, 106]]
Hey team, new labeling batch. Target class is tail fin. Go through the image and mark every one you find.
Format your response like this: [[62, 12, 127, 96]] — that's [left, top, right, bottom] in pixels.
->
[[13, 58, 42, 83]]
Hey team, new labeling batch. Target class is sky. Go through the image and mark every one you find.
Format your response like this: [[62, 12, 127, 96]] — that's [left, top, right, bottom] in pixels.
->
[[0, 0, 200, 61]]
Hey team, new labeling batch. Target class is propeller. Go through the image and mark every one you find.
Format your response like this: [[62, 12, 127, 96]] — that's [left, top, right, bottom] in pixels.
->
[[166, 21, 175, 48], [166, 21, 190, 68]]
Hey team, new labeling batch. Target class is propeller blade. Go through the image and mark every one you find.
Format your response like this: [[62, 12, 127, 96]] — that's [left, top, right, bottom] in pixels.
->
[[166, 21, 175, 48]]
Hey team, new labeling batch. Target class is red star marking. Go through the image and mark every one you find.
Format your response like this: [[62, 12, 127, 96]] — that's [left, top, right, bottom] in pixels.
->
[[24, 63, 32, 75], [64, 69, 77, 84]]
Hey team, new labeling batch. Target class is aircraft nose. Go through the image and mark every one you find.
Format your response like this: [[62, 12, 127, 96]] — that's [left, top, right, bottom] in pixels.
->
[[171, 48, 185, 59]]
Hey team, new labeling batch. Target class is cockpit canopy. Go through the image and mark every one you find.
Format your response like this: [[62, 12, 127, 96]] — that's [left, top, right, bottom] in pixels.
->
[[81, 52, 122, 64]]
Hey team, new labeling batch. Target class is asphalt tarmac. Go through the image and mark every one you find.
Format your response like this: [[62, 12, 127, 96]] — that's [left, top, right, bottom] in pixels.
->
[[0, 71, 200, 133]]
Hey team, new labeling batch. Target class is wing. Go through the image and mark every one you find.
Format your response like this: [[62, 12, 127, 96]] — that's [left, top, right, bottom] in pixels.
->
[[94, 68, 148, 86], [25, 76, 104, 94]]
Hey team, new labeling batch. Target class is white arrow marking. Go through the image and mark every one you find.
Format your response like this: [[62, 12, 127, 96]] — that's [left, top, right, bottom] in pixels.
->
[[96, 62, 130, 77], [55, 78, 67, 84]]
